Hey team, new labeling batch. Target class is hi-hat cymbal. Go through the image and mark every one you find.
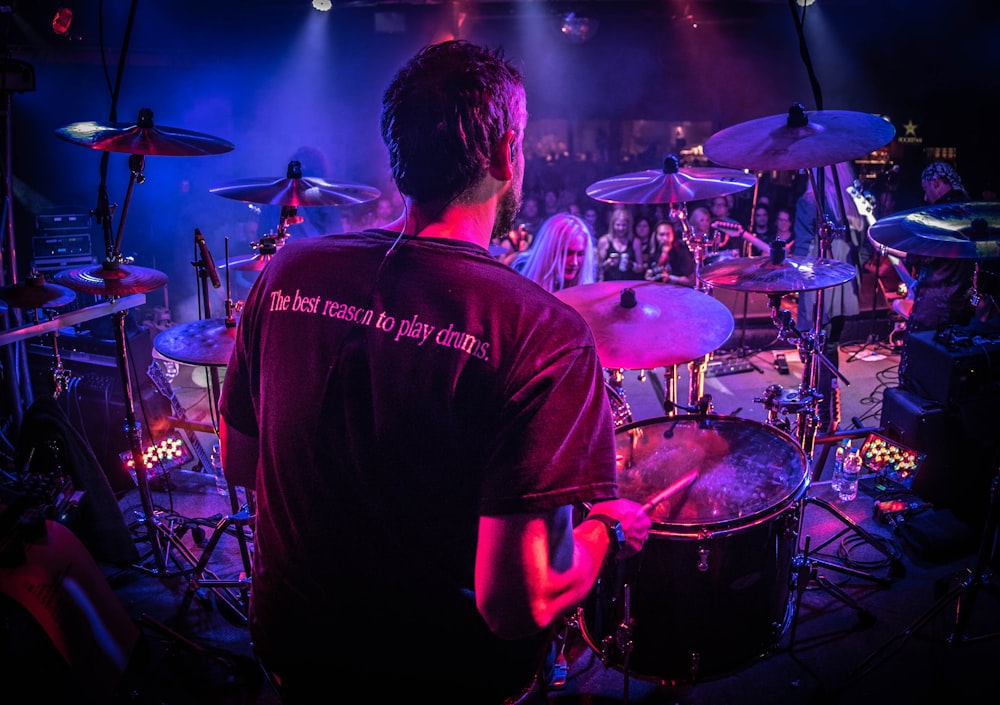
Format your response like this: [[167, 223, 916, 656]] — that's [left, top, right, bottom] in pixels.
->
[[703, 105, 896, 171], [153, 317, 238, 367], [54, 261, 169, 297], [55, 108, 234, 157], [699, 253, 856, 293], [0, 274, 76, 309], [867, 201, 1000, 259], [586, 155, 756, 205], [554, 281, 735, 369], [210, 159, 380, 207]]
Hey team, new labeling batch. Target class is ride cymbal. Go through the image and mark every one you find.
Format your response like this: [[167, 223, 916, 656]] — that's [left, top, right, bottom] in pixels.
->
[[154, 317, 238, 367], [699, 252, 856, 293], [703, 105, 896, 171], [867, 201, 1000, 259], [55, 108, 234, 157], [554, 281, 735, 369], [54, 261, 169, 297], [587, 155, 756, 205], [0, 273, 76, 309], [210, 159, 380, 207]]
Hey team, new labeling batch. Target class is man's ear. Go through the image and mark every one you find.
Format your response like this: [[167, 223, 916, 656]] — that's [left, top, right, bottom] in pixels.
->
[[491, 129, 517, 180]]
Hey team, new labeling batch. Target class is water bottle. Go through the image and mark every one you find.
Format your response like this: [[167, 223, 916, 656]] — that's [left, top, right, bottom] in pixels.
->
[[831, 439, 851, 492], [210, 443, 228, 497], [838, 449, 862, 502]]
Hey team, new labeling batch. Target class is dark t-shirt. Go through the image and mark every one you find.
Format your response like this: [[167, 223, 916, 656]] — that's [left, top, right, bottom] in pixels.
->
[[220, 229, 618, 701]]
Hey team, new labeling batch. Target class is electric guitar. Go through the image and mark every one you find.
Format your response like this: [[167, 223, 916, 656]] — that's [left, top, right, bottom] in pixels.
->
[[847, 181, 916, 309], [709, 220, 776, 256], [146, 360, 214, 474], [848, 181, 916, 328]]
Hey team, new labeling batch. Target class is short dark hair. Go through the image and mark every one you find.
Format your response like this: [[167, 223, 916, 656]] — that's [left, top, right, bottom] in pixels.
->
[[380, 40, 527, 205]]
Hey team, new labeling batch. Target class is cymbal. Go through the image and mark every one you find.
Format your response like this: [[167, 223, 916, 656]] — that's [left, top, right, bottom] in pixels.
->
[[153, 317, 238, 367], [55, 108, 234, 157], [210, 160, 380, 207], [554, 281, 735, 369], [586, 156, 756, 204], [703, 105, 896, 171], [0, 274, 76, 309], [54, 261, 169, 297], [219, 253, 275, 272], [698, 253, 857, 293], [867, 201, 1000, 259]]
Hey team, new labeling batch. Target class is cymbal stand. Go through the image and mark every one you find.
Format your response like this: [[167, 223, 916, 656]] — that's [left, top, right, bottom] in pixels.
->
[[755, 288, 847, 459], [186, 233, 253, 607], [675, 204, 724, 411]]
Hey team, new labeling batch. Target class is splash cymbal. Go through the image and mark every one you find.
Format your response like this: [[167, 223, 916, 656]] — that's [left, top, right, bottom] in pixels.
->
[[54, 261, 169, 297], [55, 108, 234, 157], [699, 253, 856, 293], [586, 156, 756, 205], [553, 281, 735, 369], [703, 105, 896, 171], [210, 159, 380, 207], [153, 317, 238, 367], [867, 201, 1000, 259], [0, 273, 76, 309]]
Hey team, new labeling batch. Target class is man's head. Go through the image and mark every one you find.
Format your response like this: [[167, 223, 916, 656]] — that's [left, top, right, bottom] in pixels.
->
[[921, 161, 966, 204], [380, 40, 527, 238]]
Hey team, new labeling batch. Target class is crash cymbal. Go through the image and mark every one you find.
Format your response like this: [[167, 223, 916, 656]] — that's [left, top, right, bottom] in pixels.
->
[[210, 159, 380, 207], [703, 105, 896, 171], [153, 317, 238, 367], [867, 201, 1000, 259], [554, 281, 735, 369], [698, 252, 856, 293], [0, 273, 76, 309], [586, 155, 756, 205], [55, 108, 234, 157], [54, 261, 169, 297]]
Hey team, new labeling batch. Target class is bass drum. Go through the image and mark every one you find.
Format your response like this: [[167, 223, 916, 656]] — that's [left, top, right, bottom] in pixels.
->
[[580, 415, 807, 684]]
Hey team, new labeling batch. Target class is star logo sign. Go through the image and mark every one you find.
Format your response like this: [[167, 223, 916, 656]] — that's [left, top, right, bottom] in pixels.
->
[[903, 120, 918, 137]]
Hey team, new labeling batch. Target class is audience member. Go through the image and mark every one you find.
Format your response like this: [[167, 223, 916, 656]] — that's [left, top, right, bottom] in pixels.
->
[[516, 212, 597, 291], [596, 206, 645, 280], [644, 219, 696, 287], [218, 40, 649, 704]]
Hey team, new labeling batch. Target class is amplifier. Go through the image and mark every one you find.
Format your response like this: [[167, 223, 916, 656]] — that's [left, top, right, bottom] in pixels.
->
[[32, 232, 92, 259], [905, 328, 1000, 405]]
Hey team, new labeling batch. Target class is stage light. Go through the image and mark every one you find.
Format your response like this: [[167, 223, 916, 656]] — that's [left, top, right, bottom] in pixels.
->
[[312, 0, 332, 11], [52, 6, 73, 35], [560, 12, 598, 44], [795, 0, 817, 6]]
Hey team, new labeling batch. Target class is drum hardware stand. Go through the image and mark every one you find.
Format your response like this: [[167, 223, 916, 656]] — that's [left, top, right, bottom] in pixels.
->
[[847, 467, 1000, 687], [756, 289, 848, 459]]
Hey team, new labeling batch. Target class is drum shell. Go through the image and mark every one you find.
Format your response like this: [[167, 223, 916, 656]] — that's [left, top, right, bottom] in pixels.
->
[[580, 415, 808, 684]]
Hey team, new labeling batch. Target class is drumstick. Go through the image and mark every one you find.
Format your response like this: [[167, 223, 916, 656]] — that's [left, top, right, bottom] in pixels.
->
[[641, 469, 699, 513]]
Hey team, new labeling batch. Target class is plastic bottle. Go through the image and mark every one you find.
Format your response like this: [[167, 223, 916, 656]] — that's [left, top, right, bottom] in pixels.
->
[[831, 439, 851, 493], [210, 443, 228, 497], [838, 448, 862, 502]]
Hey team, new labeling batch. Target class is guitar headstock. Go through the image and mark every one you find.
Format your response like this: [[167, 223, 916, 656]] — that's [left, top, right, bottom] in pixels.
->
[[847, 179, 876, 223]]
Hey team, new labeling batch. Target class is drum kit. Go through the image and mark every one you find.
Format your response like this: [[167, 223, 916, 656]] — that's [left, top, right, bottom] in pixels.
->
[[560, 105, 931, 688], [1, 107, 381, 611]]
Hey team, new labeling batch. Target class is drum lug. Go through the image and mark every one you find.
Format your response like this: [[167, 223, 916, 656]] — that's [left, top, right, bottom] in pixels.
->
[[697, 544, 710, 572]]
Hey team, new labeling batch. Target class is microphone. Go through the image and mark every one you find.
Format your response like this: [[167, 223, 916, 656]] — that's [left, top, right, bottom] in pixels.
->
[[195, 228, 221, 289]]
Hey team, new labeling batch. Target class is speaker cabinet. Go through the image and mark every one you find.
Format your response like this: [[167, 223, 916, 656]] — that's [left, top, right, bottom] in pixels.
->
[[880, 386, 996, 528], [27, 325, 172, 496]]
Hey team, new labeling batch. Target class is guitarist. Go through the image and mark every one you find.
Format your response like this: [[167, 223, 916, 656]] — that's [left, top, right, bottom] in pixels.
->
[[898, 162, 977, 392]]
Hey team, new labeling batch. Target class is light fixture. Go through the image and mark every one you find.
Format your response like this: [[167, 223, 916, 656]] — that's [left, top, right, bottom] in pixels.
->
[[51, 6, 73, 35], [312, 0, 332, 11], [795, 0, 817, 6], [560, 12, 598, 44]]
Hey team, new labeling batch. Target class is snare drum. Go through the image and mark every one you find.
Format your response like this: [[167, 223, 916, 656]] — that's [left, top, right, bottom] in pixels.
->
[[580, 414, 808, 684]]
